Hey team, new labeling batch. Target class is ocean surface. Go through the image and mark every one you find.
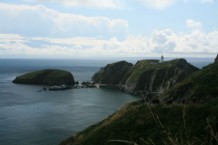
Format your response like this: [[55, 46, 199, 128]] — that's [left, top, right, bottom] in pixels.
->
[[0, 58, 214, 145]]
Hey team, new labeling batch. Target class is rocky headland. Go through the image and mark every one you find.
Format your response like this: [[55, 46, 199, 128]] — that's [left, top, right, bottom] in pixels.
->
[[92, 60, 133, 85], [92, 58, 198, 96], [60, 55, 218, 145], [13, 69, 75, 86]]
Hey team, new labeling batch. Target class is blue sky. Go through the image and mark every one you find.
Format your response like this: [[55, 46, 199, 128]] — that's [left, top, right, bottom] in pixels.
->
[[0, 0, 217, 58]]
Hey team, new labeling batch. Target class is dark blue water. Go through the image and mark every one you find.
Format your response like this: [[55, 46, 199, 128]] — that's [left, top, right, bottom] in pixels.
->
[[0, 59, 138, 145], [0, 58, 214, 145]]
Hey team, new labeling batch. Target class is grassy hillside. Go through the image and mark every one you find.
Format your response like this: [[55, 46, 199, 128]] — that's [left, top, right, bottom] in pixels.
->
[[60, 58, 218, 145], [60, 101, 218, 145], [122, 59, 197, 83], [163, 61, 218, 102], [120, 59, 198, 94]]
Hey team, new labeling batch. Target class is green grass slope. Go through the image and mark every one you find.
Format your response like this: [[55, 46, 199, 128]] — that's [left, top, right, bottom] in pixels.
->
[[13, 69, 75, 86], [60, 101, 218, 145], [163, 61, 218, 102]]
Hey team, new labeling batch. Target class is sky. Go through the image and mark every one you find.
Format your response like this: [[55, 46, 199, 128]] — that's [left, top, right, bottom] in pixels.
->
[[0, 0, 218, 59]]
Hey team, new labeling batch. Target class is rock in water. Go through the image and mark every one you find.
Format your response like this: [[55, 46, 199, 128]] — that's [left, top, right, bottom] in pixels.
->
[[92, 61, 133, 85], [13, 69, 75, 86]]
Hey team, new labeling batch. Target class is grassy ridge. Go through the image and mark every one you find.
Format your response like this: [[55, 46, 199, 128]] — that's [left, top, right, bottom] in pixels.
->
[[163, 61, 218, 102], [122, 59, 198, 83], [60, 101, 218, 145]]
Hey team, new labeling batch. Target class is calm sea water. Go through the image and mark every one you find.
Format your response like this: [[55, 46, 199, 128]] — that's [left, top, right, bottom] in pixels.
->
[[0, 58, 214, 145]]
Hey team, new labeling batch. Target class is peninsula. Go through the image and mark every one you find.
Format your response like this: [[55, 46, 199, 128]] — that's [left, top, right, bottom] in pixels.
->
[[61, 56, 218, 145]]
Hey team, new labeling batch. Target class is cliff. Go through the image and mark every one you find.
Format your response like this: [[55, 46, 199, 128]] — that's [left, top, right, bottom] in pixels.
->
[[60, 101, 218, 145], [60, 57, 218, 145], [13, 69, 75, 86], [162, 58, 218, 103], [91, 59, 198, 95], [121, 59, 198, 94], [215, 54, 218, 63], [92, 61, 133, 85]]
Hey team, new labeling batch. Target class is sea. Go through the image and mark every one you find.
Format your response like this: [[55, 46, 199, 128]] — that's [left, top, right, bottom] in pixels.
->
[[0, 58, 214, 145]]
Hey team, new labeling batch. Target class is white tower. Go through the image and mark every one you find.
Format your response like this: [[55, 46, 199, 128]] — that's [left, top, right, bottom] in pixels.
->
[[160, 55, 164, 63]]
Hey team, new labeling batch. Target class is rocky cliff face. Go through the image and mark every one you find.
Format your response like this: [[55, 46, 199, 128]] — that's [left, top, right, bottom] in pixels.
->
[[13, 69, 75, 86], [92, 61, 133, 85], [163, 58, 218, 103], [121, 59, 199, 94], [91, 59, 198, 95]]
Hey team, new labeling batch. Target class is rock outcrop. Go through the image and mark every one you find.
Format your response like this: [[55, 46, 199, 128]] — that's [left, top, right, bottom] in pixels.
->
[[91, 58, 198, 96], [13, 69, 75, 86], [121, 59, 198, 94], [92, 61, 133, 85]]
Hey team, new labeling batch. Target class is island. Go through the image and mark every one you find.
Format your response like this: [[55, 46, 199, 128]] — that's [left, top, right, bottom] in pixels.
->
[[13, 69, 75, 86]]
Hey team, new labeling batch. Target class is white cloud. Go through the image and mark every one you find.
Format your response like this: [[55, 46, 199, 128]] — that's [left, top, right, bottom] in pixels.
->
[[183, 0, 214, 4], [0, 2, 128, 39], [137, 0, 176, 9], [25, 0, 124, 9], [1, 29, 217, 58], [186, 19, 202, 30], [61, 0, 124, 8]]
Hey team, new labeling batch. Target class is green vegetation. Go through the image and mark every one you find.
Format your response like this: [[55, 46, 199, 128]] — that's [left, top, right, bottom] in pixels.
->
[[92, 58, 198, 95], [120, 59, 198, 94], [60, 57, 218, 145], [122, 59, 197, 83], [163, 60, 218, 102], [13, 69, 75, 86], [60, 101, 218, 145], [92, 61, 133, 84]]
